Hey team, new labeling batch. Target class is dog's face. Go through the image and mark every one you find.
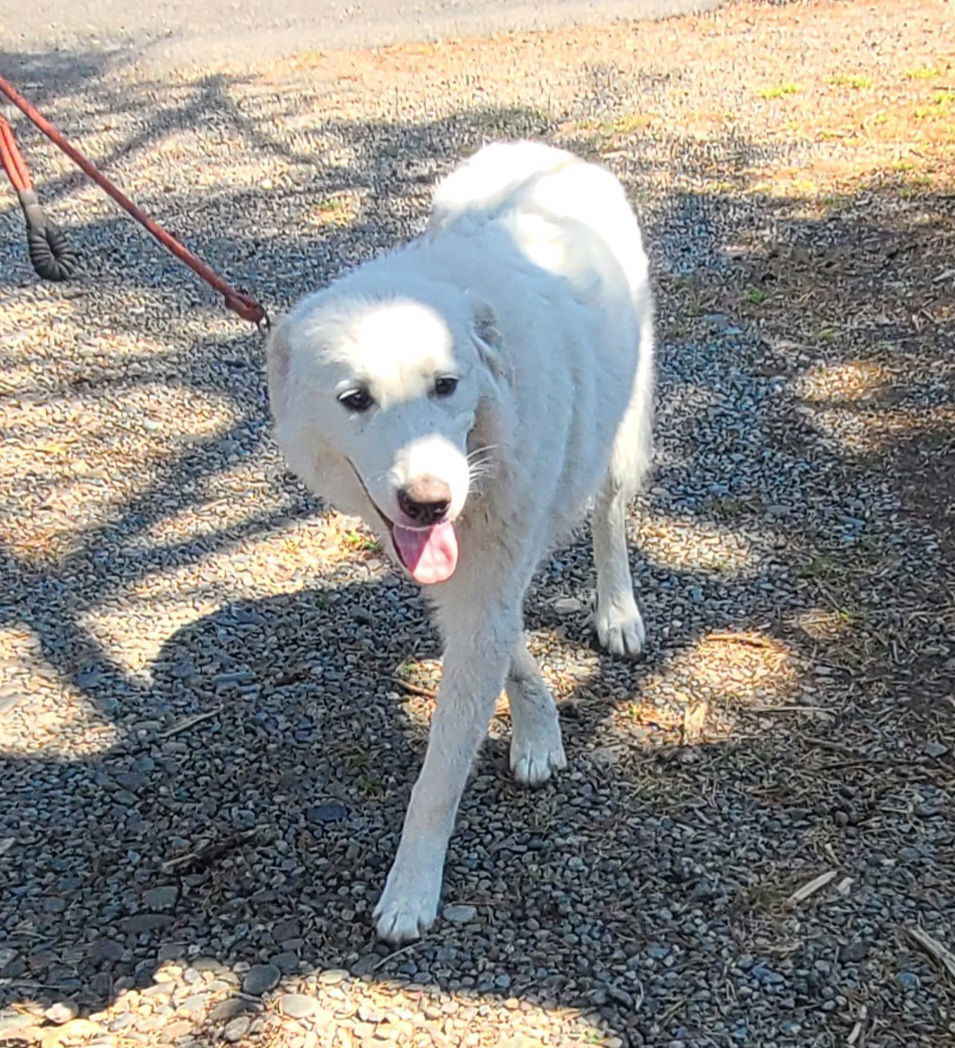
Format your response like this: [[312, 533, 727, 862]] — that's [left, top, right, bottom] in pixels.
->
[[268, 291, 503, 585]]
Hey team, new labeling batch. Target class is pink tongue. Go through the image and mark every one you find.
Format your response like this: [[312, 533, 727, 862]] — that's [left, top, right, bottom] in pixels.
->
[[392, 521, 459, 584]]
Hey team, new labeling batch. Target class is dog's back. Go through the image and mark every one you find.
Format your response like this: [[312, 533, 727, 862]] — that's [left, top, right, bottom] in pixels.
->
[[427, 141, 649, 308]]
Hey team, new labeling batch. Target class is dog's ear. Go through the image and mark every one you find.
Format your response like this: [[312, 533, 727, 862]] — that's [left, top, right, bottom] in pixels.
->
[[468, 295, 509, 384], [265, 318, 293, 421]]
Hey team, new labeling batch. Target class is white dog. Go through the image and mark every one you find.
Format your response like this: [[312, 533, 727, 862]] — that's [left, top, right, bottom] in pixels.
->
[[266, 141, 654, 942]]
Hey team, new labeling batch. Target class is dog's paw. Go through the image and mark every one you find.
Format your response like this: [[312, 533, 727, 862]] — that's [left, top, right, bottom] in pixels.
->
[[595, 599, 646, 658], [374, 860, 441, 943], [511, 724, 567, 786]]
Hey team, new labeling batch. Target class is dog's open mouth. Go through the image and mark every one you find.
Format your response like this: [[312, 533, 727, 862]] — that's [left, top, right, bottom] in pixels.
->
[[391, 521, 459, 585], [346, 459, 459, 584]]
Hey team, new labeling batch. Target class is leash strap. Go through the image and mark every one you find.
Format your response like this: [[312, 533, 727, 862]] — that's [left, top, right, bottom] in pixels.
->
[[0, 76, 268, 327]]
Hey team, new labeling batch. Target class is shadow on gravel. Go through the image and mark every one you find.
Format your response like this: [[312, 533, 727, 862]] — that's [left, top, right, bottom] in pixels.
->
[[1, 54, 953, 1048]]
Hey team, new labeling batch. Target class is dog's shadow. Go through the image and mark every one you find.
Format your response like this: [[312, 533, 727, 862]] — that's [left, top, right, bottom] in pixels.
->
[[144, 575, 443, 932]]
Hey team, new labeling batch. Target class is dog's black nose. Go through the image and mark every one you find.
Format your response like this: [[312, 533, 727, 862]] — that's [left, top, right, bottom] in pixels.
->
[[397, 478, 451, 526]]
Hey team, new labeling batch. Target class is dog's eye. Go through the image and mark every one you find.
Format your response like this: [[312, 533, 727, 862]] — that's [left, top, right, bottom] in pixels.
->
[[338, 388, 374, 413], [433, 376, 458, 398]]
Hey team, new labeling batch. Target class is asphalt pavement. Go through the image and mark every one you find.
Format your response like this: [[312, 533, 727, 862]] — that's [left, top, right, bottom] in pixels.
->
[[2, 0, 725, 71]]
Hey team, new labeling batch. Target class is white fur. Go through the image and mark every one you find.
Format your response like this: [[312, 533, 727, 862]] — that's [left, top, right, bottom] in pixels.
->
[[267, 141, 654, 942]]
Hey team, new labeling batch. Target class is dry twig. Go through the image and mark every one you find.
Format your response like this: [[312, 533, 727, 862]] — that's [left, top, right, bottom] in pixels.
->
[[162, 827, 266, 873], [905, 927, 955, 983], [387, 675, 438, 700], [158, 707, 221, 739], [786, 869, 838, 906]]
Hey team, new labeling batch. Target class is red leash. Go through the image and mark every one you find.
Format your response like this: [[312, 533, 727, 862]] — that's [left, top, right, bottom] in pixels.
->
[[0, 74, 268, 328]]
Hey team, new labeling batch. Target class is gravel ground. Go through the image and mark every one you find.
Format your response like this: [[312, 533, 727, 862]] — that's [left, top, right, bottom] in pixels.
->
[[1, 1, 953, 1046]]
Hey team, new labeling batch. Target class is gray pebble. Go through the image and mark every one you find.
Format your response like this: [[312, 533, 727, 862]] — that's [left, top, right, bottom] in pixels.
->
[[443, 904, 477, 924], [222, 1015, 252, 1042], [142, 885, 178, 911], [43, 1001, 78, 1025], [121, 914, 173, 934], [278, 992, 319, 1018], [208, 999, 250, 1023], [242, 963, 281, 996]]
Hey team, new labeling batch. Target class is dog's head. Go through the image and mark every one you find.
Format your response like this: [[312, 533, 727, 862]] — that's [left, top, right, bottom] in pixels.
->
[[267, 282, 505, 585]]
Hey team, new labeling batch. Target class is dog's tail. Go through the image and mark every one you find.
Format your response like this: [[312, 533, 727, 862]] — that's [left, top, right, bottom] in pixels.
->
[[427, 141, 578, 235]]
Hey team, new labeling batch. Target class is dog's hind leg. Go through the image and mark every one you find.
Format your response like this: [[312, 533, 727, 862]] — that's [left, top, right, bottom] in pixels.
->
[[593, 474, 645, 658], [507, 635, 567, 785], [593, 308, 653, 659]]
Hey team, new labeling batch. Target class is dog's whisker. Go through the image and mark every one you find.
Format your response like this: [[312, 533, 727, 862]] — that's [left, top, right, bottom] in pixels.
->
[[467, 457, 495, 472], [467, 444, 499, 463]]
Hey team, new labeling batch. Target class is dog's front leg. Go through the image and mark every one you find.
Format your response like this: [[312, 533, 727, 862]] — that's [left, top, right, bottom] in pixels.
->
[[374, 601, 520, 943]]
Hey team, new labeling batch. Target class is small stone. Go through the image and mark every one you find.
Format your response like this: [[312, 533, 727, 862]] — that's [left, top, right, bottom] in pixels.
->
[[279, 993, 318, 1018], [350, 954, 379, 977], [215, 670, 254, 689], [208, 999, 250, 1022], [43, 1001, 78, 1025], [271, 951, 300, 975], [223, 1015, 252, 1042], [146, 983, 176, 1002], [553, 597, 583, 615], [114, 772, 146, 791], [318, 968, 348, 984], [606, 984, 634, 1008], [442, 904, 477, 924], [56, 1019, 102, 1040], [307, 802, 348, 824], [242, 963, 281, 996], [271, 919, 301, 941], [750, 964, 784, 985], [840, 941, 870, 963], [121, 913, 173, 934], [925, 741, 949, 759], [143, 885, 178, 911], [108, 1012, 135, 1032], [207, 979, 237, 994]]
